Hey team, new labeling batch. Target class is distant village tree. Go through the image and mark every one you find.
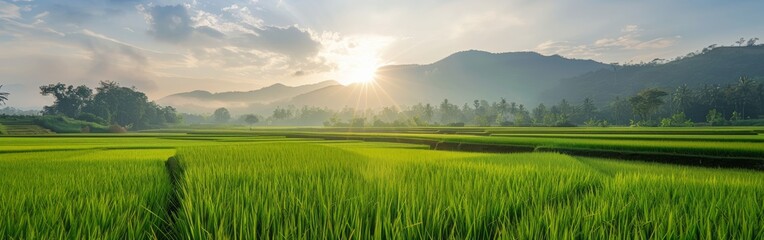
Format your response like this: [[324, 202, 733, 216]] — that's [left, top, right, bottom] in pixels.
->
[[736, 37, 746, 46], [213, 107, 231, 123], [243, 114, 259, 129], [746, 38, 759, 47]]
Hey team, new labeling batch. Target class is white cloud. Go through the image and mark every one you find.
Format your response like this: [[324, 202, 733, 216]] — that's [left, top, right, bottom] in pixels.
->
[[222, 4, 263, 29], [536, 25, 680, 60], [621, 24, 640, 33], [0, 2, 22, 19], [535, 40, 602, 59]]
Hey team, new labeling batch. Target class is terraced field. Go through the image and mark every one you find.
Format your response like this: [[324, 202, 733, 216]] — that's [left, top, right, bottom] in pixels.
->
[[2, 127, 763, 238], [0, 119, 53, 135]]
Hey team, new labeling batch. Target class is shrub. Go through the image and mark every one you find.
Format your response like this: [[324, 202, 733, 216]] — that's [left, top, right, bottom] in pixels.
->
[[76, 113, 108, 125], [447, 122, 465, 127], [34, 115, 109, 133], [109, 124, 128, 133]]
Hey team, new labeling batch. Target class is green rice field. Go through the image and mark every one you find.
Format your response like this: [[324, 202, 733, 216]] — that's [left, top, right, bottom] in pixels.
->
[[1, 127, 763, 238]]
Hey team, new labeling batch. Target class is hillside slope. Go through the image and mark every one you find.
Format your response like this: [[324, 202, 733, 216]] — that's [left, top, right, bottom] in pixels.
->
[[543, 46, 764, 104], [158, 80, 339, 114]]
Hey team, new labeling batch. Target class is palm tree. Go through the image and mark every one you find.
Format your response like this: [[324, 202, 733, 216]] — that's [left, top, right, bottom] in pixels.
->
[[735, 76, 756, 118], [0, 85, 9, 105], [672, 84, 692, 114]]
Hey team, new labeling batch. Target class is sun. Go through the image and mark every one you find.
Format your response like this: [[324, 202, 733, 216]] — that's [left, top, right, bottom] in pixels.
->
[[341, 59, 379, 84], [324, 35, 394, 85]]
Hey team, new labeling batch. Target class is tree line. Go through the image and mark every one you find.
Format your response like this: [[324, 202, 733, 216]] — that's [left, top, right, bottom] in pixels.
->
[[238, 76, 762, 127], [27, 75, 763, 129], [38, 81, 180, 129]]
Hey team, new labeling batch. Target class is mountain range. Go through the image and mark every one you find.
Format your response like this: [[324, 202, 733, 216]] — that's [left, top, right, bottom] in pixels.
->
[[158, 80, 338, 114], [158, 45, 764, 115]]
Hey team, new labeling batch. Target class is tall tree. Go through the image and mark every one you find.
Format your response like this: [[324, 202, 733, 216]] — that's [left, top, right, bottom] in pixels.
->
[[746, 37, 759, 47], [734, 76, 756, 118], [580, 97, 597, 121], [629, 88, 668, 122], [89, 81, 149, 127], [39, 83, 93, 117], [439, 99, 460, 124], [608, 97, 631, 125], [213, 107, 231, 123], [243, 114, 259, 129], [423, 103, 434, 123], [736, 37, 746, 46], [532, 103, 547, 125], [0, 85, 8, 105], [672, 84, 693, 114]]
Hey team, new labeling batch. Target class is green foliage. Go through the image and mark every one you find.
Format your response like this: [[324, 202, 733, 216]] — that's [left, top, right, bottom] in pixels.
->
[[33, 115, 108, 133], [706, 109, 725, 126], [212, 107, 231, 123], [731, 111, 742, 121], [350, 117, 366, 127], [242, 114, 259, 126], [660, 112, 694, 127], [40, 81, 179, 130], [584, 119, 609, 127], [260, 77, 763, 127], [76, 112, 108, 125], [0, 85, 9, 105], [439, 99, 462, 124], [629, 88, 668, 122], [39, 83, 92, 117]]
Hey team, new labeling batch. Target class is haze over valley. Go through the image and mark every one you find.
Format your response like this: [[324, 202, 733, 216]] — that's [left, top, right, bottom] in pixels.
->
[[2, 0, 763, 113]]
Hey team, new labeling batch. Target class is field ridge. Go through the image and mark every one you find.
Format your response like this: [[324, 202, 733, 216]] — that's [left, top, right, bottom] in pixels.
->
[[266, 133, 764, 170], [162, 156, 185, 239]]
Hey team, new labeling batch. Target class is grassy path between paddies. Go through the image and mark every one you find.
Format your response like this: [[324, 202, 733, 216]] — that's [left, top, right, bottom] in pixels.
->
[[168, 141, 764, 239], [0, 149, 175, 239]]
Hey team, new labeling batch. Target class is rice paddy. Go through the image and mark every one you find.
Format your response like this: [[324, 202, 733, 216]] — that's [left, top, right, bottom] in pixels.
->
[[1, 127, 763, 238]]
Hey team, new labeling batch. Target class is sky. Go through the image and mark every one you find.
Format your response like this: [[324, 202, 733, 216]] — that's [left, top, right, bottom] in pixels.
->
[[1, 0, 763, 109]]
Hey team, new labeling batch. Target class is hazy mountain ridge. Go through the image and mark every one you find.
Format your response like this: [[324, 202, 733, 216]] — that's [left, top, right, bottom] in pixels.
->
[[544, 46, 764, 104], [287, 50, 610, 109], [159, 46, 764, 115], [157, 80, 339, 114]]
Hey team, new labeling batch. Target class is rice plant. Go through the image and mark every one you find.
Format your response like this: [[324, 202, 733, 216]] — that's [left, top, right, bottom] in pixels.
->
[[0, 149, 175, 239]]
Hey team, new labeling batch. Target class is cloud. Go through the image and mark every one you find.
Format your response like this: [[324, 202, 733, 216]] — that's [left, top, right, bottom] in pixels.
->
[[593, 25, 678, 50], [45, 4, 94, 25], [0, 11, 161, 94], [195, 25, 225, 39], [145, 4, 195, 43], [535, 40, 603, 59], [238, 25, 321, 59], [0, 1, 22, 19], [25, 0, 148, 27], [536, 25, 680, 60]]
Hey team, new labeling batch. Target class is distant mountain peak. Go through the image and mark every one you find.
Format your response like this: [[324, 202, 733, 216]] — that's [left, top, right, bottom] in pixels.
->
[[157, 80, 341, 114]]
